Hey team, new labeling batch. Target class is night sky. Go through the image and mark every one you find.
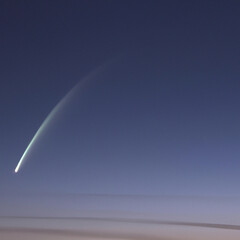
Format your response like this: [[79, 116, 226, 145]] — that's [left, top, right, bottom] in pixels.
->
[[1, 0, 240, 235]]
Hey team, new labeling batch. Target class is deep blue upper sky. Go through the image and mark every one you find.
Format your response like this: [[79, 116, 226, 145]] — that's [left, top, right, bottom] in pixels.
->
[[1, 0, 240, 202]]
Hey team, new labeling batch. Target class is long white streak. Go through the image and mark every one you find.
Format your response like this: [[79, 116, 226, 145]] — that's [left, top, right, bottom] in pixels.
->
[[14, 63, 109, 173]]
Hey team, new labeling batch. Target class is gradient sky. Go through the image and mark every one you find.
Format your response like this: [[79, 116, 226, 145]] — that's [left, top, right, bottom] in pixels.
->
[[1, 0, 240, 226]]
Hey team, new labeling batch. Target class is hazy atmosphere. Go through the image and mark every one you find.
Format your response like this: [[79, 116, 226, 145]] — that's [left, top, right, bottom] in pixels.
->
[[1, 1, 240, 239]]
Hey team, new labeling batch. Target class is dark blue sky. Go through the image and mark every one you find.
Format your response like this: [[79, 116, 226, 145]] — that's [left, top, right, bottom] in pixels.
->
[[1, 0, 240, 220]]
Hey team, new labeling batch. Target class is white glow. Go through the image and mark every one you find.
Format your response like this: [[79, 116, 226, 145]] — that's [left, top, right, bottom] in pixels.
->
[[14, 62, 110, 173]]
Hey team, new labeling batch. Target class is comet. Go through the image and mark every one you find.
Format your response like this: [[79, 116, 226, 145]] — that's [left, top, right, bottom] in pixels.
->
[[14, 62, 111, 173]]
